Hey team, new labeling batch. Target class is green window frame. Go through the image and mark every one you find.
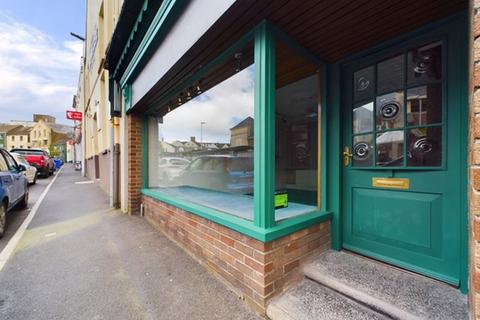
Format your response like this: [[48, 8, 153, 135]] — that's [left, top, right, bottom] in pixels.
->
[[138, 21, 331, 242]]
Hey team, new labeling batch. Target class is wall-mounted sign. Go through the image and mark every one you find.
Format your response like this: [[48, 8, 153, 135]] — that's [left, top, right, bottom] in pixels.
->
[[66, 110, 83, 121]]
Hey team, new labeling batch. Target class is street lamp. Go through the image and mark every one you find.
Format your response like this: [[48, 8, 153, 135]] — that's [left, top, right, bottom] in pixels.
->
[[200, 122, 206, 144]]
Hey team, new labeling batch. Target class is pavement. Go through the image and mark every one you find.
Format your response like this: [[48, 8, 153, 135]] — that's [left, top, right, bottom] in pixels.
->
[[0, 164, 260, 320]]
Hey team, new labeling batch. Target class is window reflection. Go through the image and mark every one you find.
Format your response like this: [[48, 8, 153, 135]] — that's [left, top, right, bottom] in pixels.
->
[[407, 84, 442, 126], [376, 130, 404, 166], [148, 63, 255, 220], [353, 134, 373, 167], [376, 91, 404, 130], [407, 126, 441, 166], [408, 42, 442, 86], [275, 40, 320, 218], [353, 102, 373, 134], [354, 66, 374, 102], [377, 55, 404, 94]]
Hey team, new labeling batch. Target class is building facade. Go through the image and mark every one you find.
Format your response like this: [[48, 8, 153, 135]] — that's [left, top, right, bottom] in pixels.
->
[[80, 0, 123, 204], [78, 0, 480, 318], [6, 126, 33, 149]]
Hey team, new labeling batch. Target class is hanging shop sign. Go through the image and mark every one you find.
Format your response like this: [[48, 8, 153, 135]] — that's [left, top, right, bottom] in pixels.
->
[[66, 110, 83, 121]]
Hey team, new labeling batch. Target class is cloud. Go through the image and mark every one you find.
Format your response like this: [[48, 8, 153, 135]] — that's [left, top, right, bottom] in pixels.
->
[[0, 13, 83, 124], [159, 66, 255, 143]]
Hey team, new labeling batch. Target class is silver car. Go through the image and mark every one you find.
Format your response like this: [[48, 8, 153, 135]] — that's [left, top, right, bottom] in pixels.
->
[[11, 153, 37, 185]]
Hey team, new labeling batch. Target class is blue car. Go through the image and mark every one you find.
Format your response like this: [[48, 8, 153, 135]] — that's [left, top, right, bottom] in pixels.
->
[[0, 148, 29, 237]]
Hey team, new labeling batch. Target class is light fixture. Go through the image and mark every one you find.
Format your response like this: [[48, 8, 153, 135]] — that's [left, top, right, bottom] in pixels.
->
[[234, 52, 243, 72], [186, 90, 192, 100], [196, 81, 202, 94], [177, 96, 182, 106]]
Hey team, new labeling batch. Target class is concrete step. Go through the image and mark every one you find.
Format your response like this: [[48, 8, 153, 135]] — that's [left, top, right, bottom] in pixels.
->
[[266, 278, 390, 320], [303, 250, 468, 320]]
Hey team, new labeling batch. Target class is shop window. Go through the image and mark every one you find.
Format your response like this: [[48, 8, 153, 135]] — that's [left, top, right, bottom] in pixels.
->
[[274, 40, 321, 219], [147, 41, 255, 220]]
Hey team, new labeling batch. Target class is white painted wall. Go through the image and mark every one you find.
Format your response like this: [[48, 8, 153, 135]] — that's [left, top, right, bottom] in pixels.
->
[[131, 0, 235, 105]]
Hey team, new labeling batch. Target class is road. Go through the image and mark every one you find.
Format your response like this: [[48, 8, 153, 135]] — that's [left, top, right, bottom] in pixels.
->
[[0, 165, 260, 320], [0, 173, 54, 252]]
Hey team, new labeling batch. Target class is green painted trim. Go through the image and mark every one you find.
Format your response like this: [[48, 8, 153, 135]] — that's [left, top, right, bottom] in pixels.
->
[[141, 188, 332, 242], [123, 84, 132, 110], [119, 0, 187, 87], [326, 62, 342, 250], [144, 28, 256, 115], [141, 116, 148, 189], [112, 0, 149, 80], [253, 21, 276, 229]]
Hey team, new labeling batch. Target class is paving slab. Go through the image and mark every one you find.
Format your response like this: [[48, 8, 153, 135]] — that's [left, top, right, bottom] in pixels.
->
[[267, 278, 389, 320], [303, 250, 468, 320]]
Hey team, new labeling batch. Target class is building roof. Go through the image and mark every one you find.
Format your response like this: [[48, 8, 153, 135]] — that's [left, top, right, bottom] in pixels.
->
[[49, 124, 74, 135], [230, 117, 253, 130], [0, 124, 21, 134], [6, 125, 33, 136]]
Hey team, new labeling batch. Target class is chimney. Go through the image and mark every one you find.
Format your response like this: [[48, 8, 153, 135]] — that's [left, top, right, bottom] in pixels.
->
[[190, 136, 196, 142]]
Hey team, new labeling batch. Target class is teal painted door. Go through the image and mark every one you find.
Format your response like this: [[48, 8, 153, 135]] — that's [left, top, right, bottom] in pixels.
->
[[341, 19, 466, 286]]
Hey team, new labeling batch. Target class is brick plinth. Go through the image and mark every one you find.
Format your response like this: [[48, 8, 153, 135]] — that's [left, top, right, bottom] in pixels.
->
[[472, 1, 480, 318], [142, 195, 330, 314], [127, 114, 142, 215]]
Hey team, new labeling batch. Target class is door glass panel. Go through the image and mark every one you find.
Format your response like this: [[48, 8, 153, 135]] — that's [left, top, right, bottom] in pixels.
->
[[377, 55, 404, 94], [354, 66, 374, 102], [407, 42, 442, 86], [407, 84, 442, 126], [376, 130, 404, 166], [353, 134, 373, 167], [376, 91, 404, 130], [407, 126, 442, 166], [353, 101, 373, 134]]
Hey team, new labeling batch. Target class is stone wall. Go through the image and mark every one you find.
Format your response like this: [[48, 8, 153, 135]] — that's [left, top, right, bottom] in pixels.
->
[[142, 195, 330, 314]]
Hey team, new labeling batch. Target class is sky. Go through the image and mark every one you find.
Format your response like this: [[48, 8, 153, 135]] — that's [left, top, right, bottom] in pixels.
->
[[0, 0, 85, 125], [159, 66, 255, 143]]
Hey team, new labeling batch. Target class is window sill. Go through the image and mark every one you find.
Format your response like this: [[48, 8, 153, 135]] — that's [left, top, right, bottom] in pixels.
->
[[141, 188, 332, 242]]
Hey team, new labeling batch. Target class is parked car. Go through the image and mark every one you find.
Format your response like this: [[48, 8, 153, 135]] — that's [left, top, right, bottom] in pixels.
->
[[176, 155, 253, 194], [11, 153, 37, 185], [10, 148, 55, 177], [53, 157, 63, 170], [158, 157, 191, 181], [0, 148, 29, 237]]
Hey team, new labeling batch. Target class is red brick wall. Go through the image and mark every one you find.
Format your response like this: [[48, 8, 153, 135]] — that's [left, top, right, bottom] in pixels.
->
[[472, 1, 480, 317], [127, 114, 142, 215], [142, 195, 330, 314]]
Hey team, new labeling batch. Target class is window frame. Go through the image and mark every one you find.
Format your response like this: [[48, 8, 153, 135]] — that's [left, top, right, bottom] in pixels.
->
[[139, 21, 331, 242]]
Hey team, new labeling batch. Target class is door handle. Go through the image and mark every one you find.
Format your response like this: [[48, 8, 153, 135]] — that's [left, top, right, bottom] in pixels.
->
[[343, 146, 353, 166]]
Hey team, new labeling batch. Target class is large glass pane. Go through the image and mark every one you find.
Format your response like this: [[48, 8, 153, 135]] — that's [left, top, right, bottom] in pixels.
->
[[353, 101, 373, 134], [376, 91, 404, 130], [147, 44, 255, 221], [377, 55, 404, 94], [407, 42, 442, 86], [407, 84, 442, 126], [354, 66, 374, 102], [275, 40, 319, 220], [353, 134, 373, 167], [376, 130, 404, 166], [407, 126, 442, 166]]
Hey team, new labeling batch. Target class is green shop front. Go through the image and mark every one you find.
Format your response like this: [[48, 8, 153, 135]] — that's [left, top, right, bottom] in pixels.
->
[[106, 0, 471, 315]]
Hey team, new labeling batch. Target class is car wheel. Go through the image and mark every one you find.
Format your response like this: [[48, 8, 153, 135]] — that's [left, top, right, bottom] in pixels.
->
[[18, 189, 29, 210], [0, 203, 6, 238]]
